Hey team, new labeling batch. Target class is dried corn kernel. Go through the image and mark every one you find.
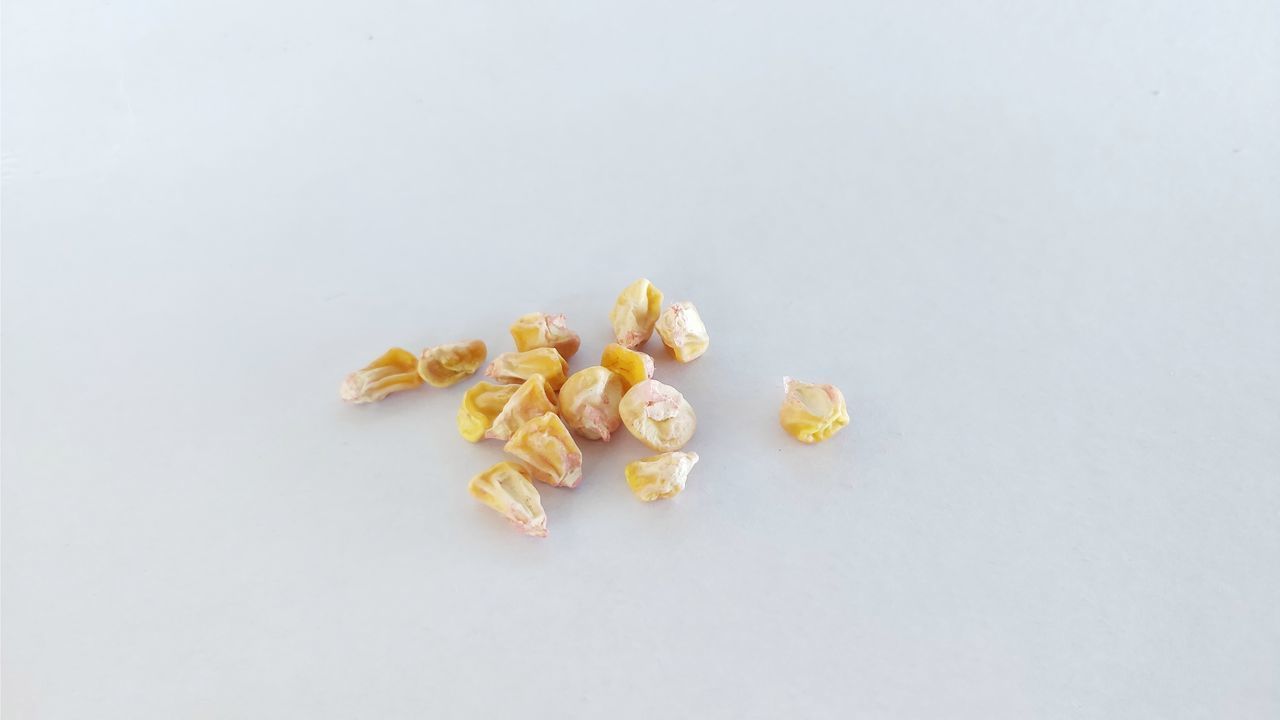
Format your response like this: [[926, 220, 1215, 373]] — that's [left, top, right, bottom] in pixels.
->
[[779, 377, 849, 443], [655, 302, 709, 362], [600, 343, 654, 390], [558, 366, 624, 441], [457, 382, 520, 442], [625, 451, 699, 501], [485, 348, 569, 390], [609, 278, 664, 348], [619, 379, 696, 452], [339, 347, 423, 403], [417, 339, 487, 387], [504, 412, 584, 488], [509, 313, 581, 359], [485, 374, 559, 441], [468, 461, 547, 537]]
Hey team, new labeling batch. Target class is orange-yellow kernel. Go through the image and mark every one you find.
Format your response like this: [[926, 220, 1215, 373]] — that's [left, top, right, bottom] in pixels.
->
[[504, 412, 584, 488], [779, 377, 849, 444], [600, 343, 655, 390], [609, 278, 664, 349], [468, 461, 547, 537], [339, 348, 423, 403], [417, 339, 487, 387]]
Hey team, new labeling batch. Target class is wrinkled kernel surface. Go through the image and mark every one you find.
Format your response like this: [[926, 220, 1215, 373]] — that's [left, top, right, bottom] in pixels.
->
[[485, 348, 569, 390], [504, 412, 584, 488], [600, 343, 654, 390], [485, 374, 559, 441], [609, 278, 664, 349], [457, 381, 520, 442], [468, 461, 547, 537], [510, 313, 581, 359], [558, 366, 624, 441], [417, 339, 487, 387], [779, 377, 849, 443], [339, 347, 423, 403], [619, 379, 697, 452], [655, 301, 710, 362], [625, 451, 699, 501]]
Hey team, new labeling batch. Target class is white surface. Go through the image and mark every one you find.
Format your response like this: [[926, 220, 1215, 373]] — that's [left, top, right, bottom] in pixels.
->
[[3, 1, 1279, 717]]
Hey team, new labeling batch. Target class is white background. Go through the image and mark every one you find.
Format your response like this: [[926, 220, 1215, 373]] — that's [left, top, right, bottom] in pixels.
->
[[3, 1, 1278, 717]]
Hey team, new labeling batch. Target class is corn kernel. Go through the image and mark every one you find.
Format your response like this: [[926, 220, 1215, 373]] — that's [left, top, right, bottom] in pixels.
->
[[655, 301, 709, 362], [417, 339, 487, 387], [339, 347, 423, 403], [504, 412, 584, 488], [485, 348, 569, 390], [485, 374, 559, 441], [600, 343, 654, 390], [625, 451, 699, 501], [609, 278, 664, 348], [779, 377, 849, 443], [558, 366, 624, 441], [619, 379, 696, 452], [509, 312, 581, 359], [457, 381, 520, 442], [468, 461, 547, 537]]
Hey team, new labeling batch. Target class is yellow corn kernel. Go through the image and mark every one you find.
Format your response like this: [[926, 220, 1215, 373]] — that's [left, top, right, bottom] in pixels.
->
[[504, 412, 584, 488], [485, 374, 559, 441], [655, 301, 709, 362], [779, 377, 849, 444], [509, 312, 581, 359], [609, 278, 664, 348], [417, 339, 487, 387], [619, 379, 696, 452], [625, 451, 699, 501], [468, 461, 547, 537], [339, 347, 423, 403], [457, 382, 520, 442], [558, 366, 624, 441], [485, 348, 569, 390], [600, 343, 654, 390]]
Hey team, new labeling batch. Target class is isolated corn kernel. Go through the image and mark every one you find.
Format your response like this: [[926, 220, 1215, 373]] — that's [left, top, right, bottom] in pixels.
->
[[558, 366, 624, 441], [468, 461, 547, 537], [457, 382, 520, 442], [485, 348, 569, 390], [510, 313, 581, 359], [504, 412, 584, 488], [609, 278, 664, 348], [779, 377, 849, 444], [619, 379, 696, 452], [625, 451, 699, 501], [417, 339, 487, 387], [655, 302, 709, 362], [600, 343, 654, 390], [485, 374, 559, 441], [339, 347, 423, 403]]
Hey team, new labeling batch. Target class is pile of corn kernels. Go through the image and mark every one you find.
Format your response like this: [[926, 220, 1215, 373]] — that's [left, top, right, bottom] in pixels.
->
[[341, 278, 849, 538]]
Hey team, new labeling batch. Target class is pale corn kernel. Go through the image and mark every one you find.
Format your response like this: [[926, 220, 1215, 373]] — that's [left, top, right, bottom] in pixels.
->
[[468, 461, 547, 537], [485, 348, 569, 390], [457, 382, 520, 442], [485, 374, 559, 441], [779, 377, 849, 444], [509, 313, 581, 359], [417, 339, 487, 387], [339, 347, 423, 403], [504, 412, 584, 488], [618, 379, 696, 452], [558, 366, 624, 441], [655, 301, 709, 362], [600, 343, 654, 390], [625, 451, 699, 501], [609, 278, 664, 349]]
